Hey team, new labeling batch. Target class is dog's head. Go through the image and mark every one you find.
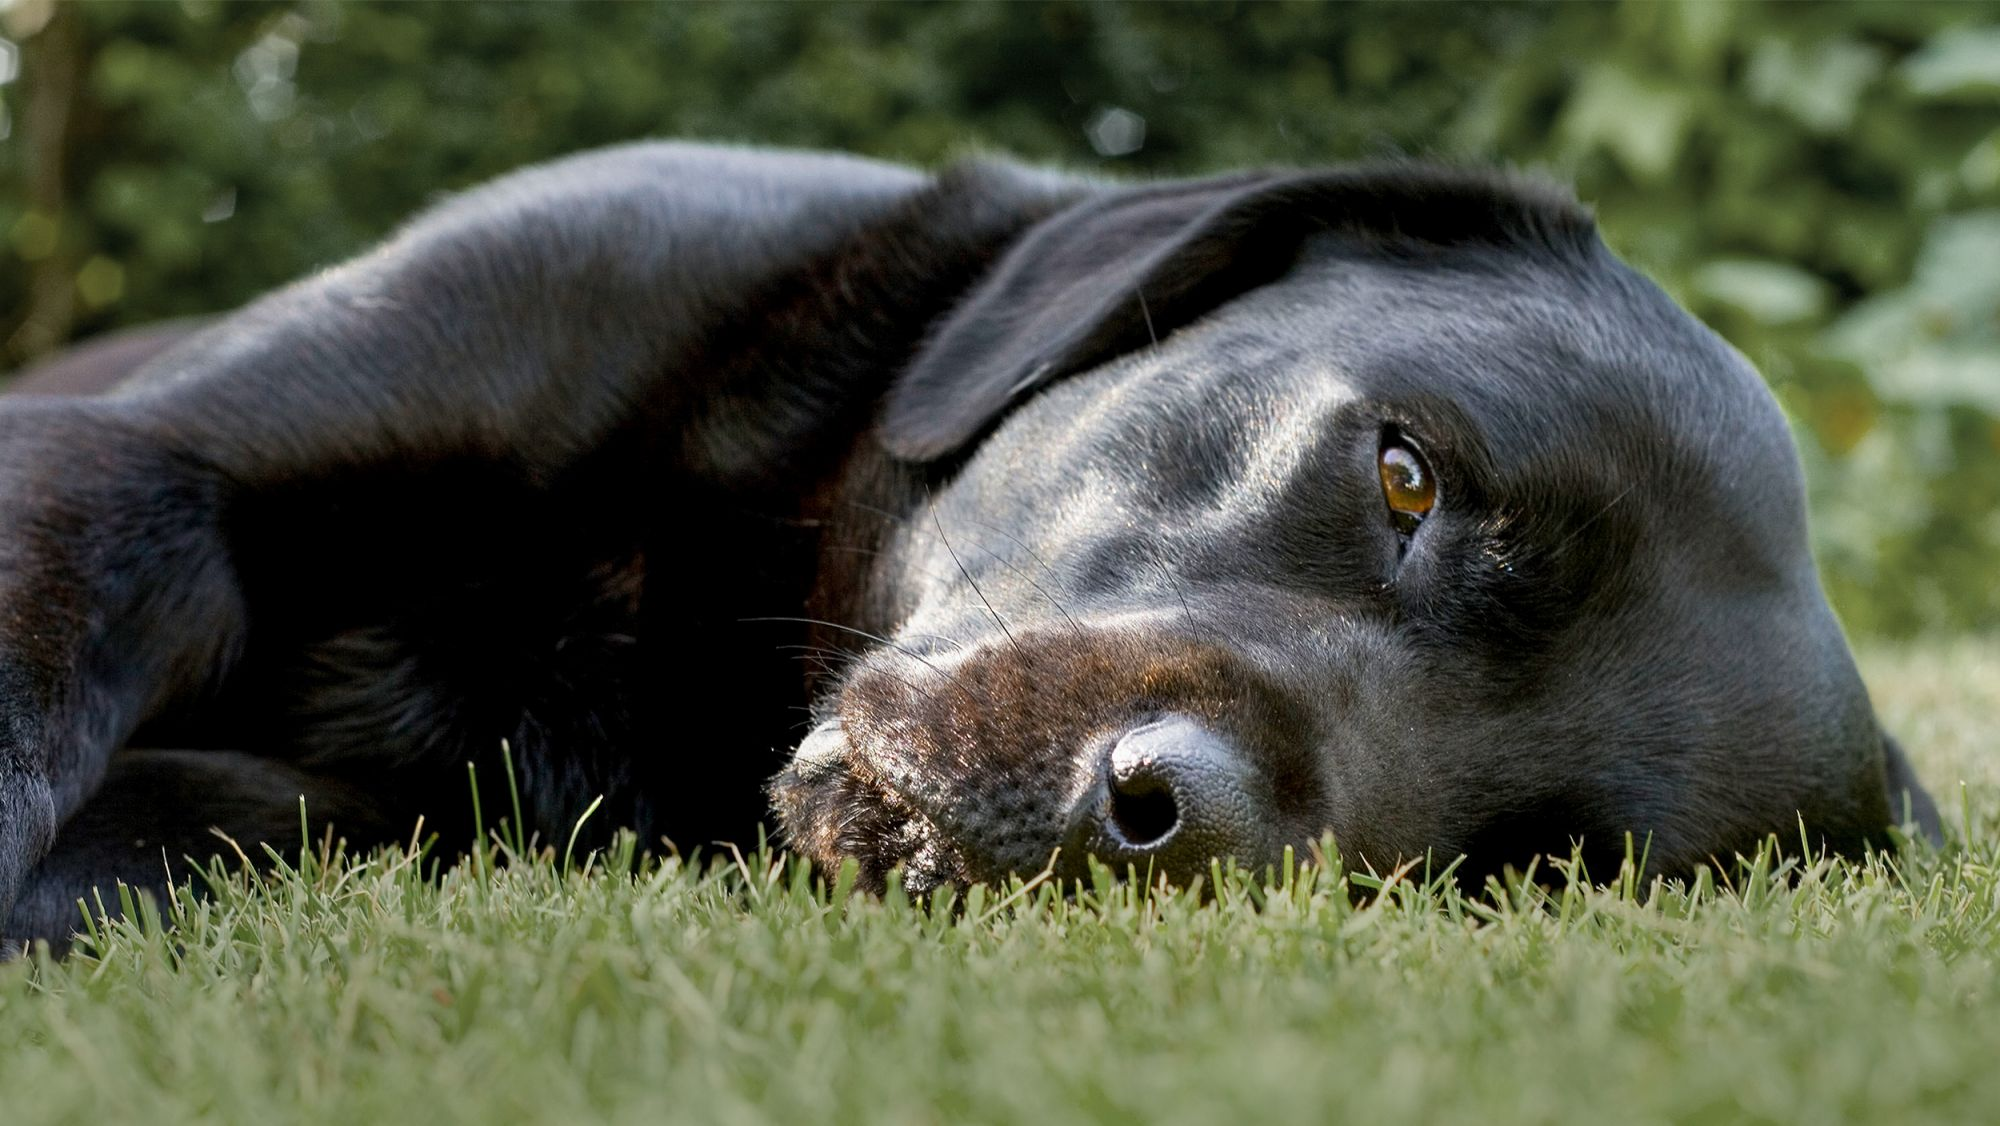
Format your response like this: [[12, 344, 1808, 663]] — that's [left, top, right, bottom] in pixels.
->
[[772, 165, 1936, 893]]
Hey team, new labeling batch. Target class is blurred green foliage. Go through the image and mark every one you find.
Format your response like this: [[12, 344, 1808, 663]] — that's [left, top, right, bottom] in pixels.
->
[[0, 0, 1995, 637]]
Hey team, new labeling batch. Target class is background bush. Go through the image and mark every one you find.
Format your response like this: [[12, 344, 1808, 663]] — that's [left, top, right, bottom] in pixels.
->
[[1, 0, 1994, 637]]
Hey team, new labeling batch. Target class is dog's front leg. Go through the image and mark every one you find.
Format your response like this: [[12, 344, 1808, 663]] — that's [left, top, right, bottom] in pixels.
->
[[0, 399, 244, 919]]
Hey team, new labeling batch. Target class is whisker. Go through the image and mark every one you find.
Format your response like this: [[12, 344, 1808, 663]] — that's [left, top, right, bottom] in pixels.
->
[[1143, 538, 1213, 646], [926, 485, 1017, 649], [774, 643, 859, 672], [743, 616, 943, 678], [1159, 555, 1200, 639], [817, 544, 957, 591], [778, 649, 935, 708], [742, 615, 982, 710], [1545, 483, 1638, 560], [841, 498, 916, 525], [962, 516, 1086, 639]]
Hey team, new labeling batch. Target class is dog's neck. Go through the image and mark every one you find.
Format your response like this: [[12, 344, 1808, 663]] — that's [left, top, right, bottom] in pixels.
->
[[673, 159, 1087, 498]]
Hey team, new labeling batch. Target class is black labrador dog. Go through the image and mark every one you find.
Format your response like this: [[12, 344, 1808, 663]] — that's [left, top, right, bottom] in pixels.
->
[[0, 143, 1938, 945]]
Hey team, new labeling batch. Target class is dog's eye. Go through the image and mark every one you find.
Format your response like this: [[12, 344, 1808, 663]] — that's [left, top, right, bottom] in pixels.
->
[[1378, 437, 1435, 535]]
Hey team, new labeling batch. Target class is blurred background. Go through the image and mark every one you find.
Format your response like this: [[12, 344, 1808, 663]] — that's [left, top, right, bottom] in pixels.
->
[[0, 0, 1994, 639]]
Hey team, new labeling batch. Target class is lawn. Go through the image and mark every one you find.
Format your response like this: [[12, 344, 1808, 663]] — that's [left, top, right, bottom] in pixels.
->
[[1, 640, 1995, 1125]]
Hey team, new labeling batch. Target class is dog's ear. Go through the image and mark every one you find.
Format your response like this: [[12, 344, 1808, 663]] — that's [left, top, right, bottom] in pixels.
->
[[881, 170, 1306, 462], [1882, 731, 1943, 846], [881, 164, 1594, 461]]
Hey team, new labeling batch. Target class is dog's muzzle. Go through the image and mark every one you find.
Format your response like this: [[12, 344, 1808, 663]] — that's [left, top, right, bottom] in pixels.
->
[[772, 628, 1306, 891]]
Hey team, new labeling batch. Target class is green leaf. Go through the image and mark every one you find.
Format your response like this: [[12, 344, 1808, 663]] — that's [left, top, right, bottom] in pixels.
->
[[1902, 26, 2000, 101], [1693, 258, 1832, 324], [1745, 37, 1884, 134], [1559, 64, 1692, 182]]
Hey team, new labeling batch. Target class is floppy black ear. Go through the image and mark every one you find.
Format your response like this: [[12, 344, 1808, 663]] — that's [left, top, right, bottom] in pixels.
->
[[881, 169, 1305, 462], [880, 163, 1597, 461], [1882, 731, 1943, 846]]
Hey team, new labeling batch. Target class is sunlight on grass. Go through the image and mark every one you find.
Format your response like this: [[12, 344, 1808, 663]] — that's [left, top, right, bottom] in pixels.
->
[[0, 638, 1995, 1124]]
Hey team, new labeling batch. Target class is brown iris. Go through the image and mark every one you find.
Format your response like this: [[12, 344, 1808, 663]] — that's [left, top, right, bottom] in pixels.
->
[[1378, 438, 1435, 536]]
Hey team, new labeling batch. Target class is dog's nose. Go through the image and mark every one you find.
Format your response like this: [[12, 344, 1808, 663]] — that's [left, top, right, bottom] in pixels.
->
[[1094, 715, 1264, 878]]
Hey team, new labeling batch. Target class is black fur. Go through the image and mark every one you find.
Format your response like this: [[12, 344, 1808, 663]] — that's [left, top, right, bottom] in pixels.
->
[[0, 142, 1936, 948]]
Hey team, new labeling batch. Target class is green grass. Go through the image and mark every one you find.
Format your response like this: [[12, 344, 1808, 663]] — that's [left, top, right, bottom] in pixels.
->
[[2, 641, 1997, 1125]]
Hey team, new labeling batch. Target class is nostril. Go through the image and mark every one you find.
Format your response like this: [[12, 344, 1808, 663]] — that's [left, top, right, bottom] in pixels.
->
[[1108, 770, 1180, 848], [1098, 715, 1252, 865]]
